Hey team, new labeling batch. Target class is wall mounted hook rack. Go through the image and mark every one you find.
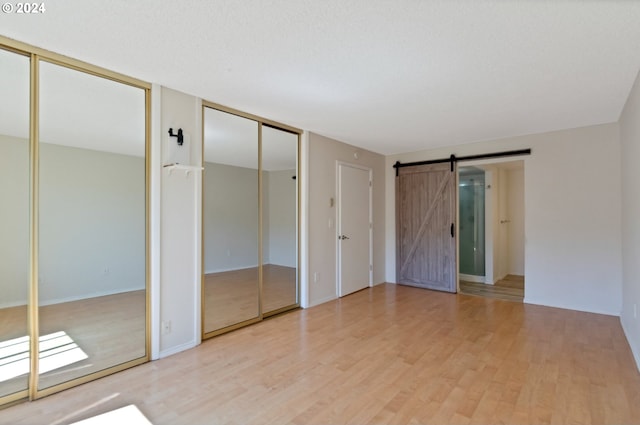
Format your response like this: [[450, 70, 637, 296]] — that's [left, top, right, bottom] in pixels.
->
[[168, 128, 184, 146]]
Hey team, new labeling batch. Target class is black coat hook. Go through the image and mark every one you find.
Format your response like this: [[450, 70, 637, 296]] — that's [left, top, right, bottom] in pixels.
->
[[168, 128, 184, 146]]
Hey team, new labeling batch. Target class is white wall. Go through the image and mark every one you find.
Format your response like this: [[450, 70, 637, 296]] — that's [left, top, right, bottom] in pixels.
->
[[386, 123, 622, 315], [158, 87, 202, 358], [620, 69, 640, 370], [262, 171, 270, 264], [308, 133, 385, 307], [497, 168, 509, 280], [483, 169, 497, 284], [507, 168, 525, 275], [202, 165, 296, 272], [266, 169, 297, 267], [0, 135, 29, 307], [203, 162, 259, 273], [39, 142, 146, 304], [467, 162, 524, 284], [0, 135, 145, 307]]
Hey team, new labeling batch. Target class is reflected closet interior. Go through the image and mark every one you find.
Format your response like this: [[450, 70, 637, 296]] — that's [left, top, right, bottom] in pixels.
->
[[202, 106, 299, 338], [0, 46, 148, 405]]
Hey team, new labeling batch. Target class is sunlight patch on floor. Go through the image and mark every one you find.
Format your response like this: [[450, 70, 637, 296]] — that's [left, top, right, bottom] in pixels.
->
[[0, 331, 88, 382], [69, 405, 153, 425]]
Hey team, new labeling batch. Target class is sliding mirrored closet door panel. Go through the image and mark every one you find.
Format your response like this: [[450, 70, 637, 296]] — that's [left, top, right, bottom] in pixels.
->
[[38, 61, 147, 390], [203, 107, 260, 335], [261, 126, 298, 314], [0, 48, 30, 400]]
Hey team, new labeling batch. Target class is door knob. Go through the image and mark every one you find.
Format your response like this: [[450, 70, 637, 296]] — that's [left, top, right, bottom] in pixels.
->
[[339, 235, 350, 240]]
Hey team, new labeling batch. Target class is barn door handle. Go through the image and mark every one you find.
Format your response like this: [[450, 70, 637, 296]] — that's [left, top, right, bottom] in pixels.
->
[[339, 235, 350, 240], [450, 223, 455, 238]]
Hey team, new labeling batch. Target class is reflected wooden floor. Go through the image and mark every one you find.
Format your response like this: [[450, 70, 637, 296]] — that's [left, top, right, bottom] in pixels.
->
[[263, 264, 297, 312], [0, 291, 146, 397], [460, 274, 525, 302], [203, 264, 296, 333], [203, 267, 260, 332], [3, 283, 639, 425]]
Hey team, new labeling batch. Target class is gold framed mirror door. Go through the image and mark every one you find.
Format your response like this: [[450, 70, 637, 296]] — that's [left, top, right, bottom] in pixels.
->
[[261, 125, 299, 316], [0, 39, 150, 407], [202, 103, 300, 339], [36, 59, 148, 394], [202, 107, 261, 335], [0, 46, 31, 405]]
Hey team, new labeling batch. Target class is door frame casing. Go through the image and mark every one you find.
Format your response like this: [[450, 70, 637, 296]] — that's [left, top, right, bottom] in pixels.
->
[[335, 161, 373, 297], [457, 158, 526, 292]]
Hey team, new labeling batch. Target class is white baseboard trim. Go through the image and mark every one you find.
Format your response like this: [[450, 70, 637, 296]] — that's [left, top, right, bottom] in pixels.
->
[[159, 340, 199, 359], [308, 295, 337, 308], [523, 297, 620, 317], [0, 300, 27, 309], [0, 286, 144, 309], [459, 273, 487, 284], [204, 264, 259, 274], [493, 274, 508, 284], [621, 317, 640, 373]]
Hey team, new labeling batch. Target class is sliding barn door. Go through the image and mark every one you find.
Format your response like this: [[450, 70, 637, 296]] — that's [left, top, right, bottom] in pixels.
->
[[396, 163, 457, 292]]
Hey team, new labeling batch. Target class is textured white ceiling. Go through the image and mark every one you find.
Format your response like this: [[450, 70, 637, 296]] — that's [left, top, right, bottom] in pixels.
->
[[1, 0, 639, 155]]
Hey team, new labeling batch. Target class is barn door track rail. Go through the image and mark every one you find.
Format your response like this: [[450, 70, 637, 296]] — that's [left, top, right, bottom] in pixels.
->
[[393, 148, 531, 176]]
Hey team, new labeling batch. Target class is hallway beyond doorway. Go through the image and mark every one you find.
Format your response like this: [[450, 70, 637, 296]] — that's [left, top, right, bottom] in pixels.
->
[[459, 274, 524, 302]]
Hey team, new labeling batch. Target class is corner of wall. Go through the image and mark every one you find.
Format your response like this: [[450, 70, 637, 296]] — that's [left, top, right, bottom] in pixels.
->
[[150, 83, 162, 360], [300, 132, 310, 308], [619, 68, 640, 372], [621, 316, 640, 372]]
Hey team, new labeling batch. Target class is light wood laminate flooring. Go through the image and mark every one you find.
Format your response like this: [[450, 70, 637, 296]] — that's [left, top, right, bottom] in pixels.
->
[[460, 274, 525, 302], [2, 283, 639, 425]]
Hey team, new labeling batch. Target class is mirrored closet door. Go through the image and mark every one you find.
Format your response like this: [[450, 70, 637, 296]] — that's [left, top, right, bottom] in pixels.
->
[[202, 104, 300, 339], [0, 47, 30, 402], [0, 37, 149, 408], [37, 60, 147, 391], [203, 107, 260, 335], [261, 126, 298, 315]]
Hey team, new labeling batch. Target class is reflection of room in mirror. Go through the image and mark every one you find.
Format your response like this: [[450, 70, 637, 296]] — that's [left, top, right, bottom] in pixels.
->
[[262, 126, 298, 313], [0, 48, 31, 399], [37, 61, 146, 391], [0, 332, 88, 387], [202, 108, 298, 335], [38, 61, 145, 156], [0, 45, 149, 406], [203, 107, 261, 334], [37, 291, 146, 389]]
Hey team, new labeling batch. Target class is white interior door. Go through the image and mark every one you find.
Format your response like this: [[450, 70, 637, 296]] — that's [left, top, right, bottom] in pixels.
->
[[337, 163, 372, 297]]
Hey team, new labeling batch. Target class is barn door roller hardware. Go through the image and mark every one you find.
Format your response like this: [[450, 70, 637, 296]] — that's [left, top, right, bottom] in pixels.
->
[[393, 148, 531, 176]]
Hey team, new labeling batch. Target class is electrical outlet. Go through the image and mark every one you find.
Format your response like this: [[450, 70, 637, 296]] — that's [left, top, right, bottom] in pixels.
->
[[162, 320, 172, 335], [314, 272, 320, 283]]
